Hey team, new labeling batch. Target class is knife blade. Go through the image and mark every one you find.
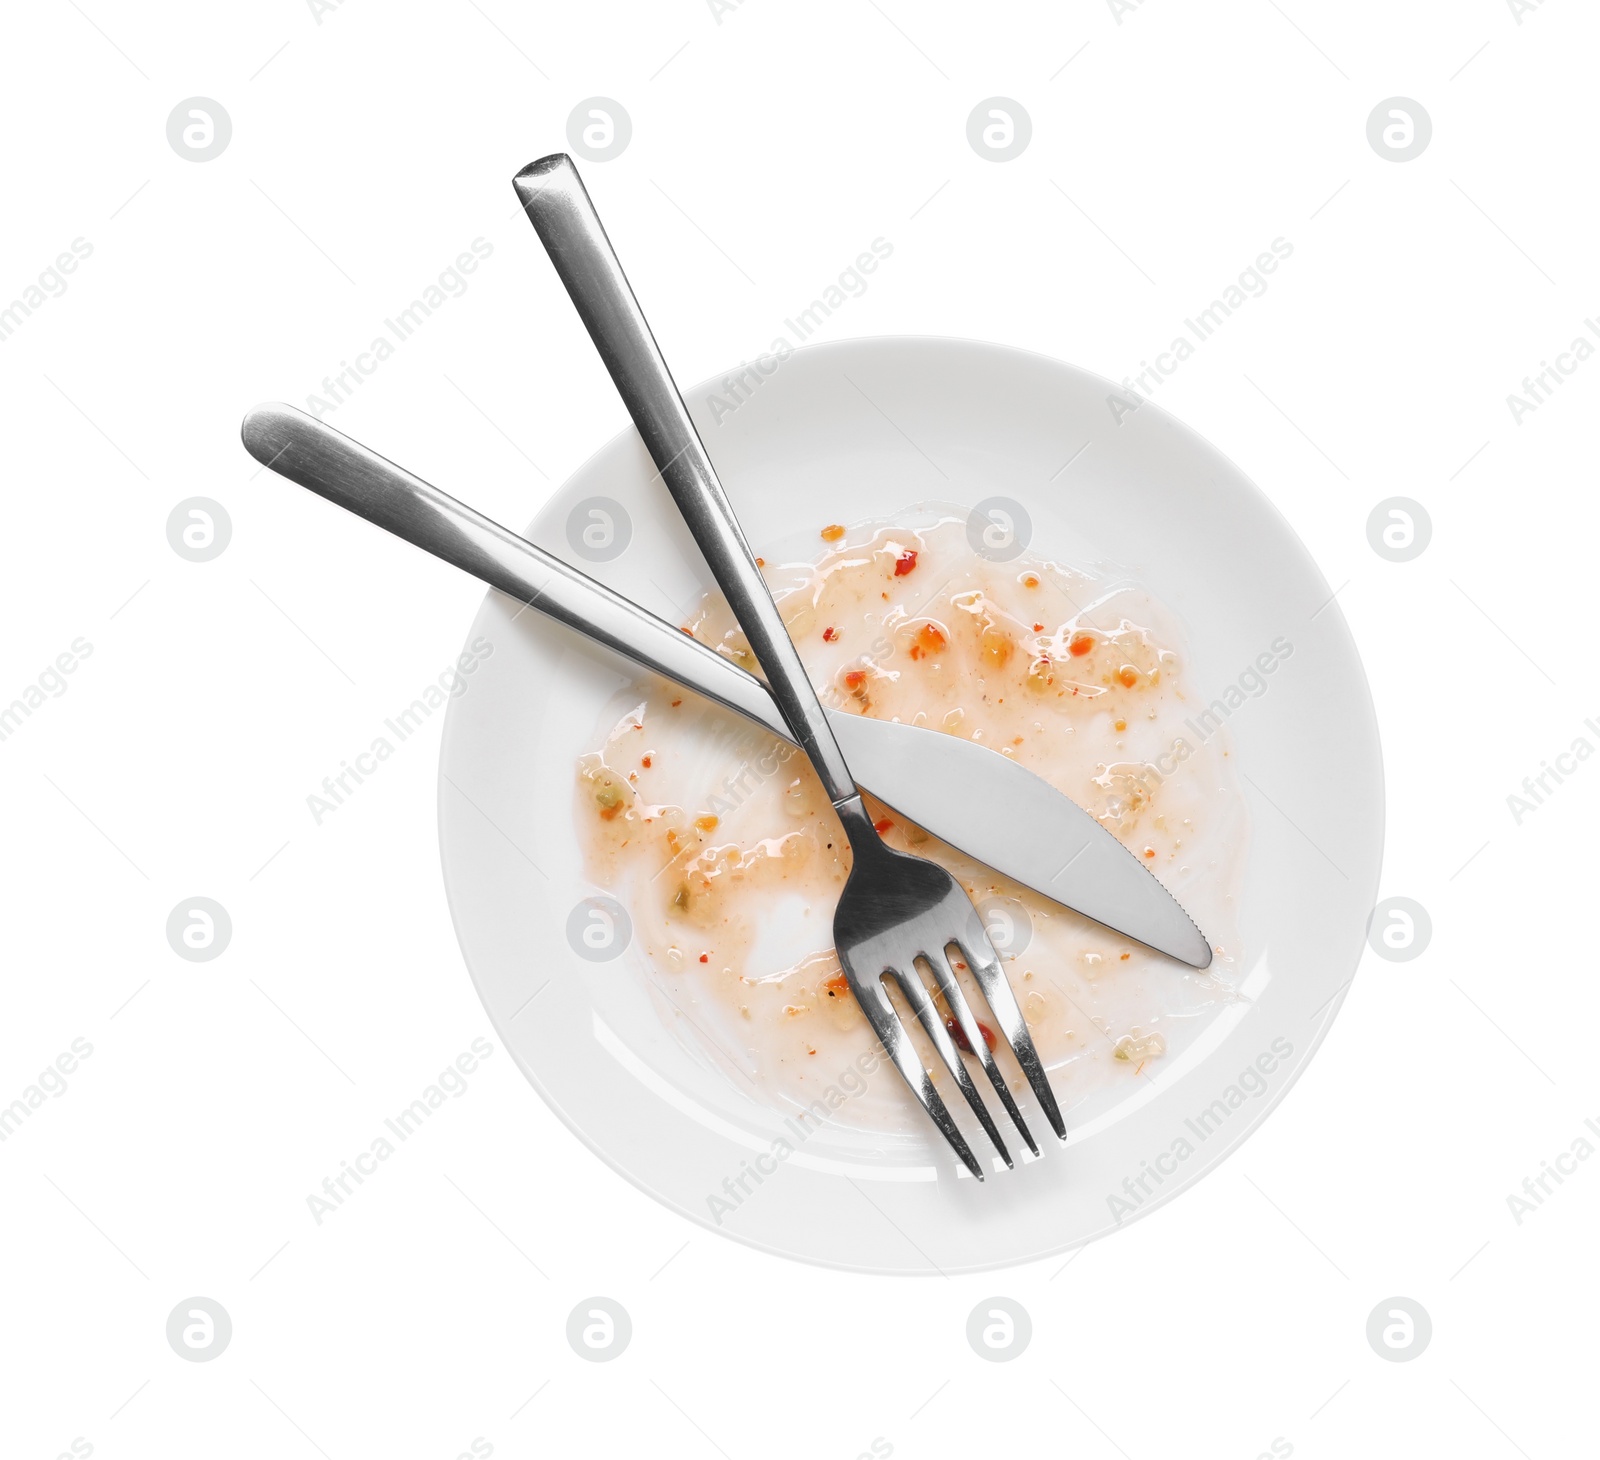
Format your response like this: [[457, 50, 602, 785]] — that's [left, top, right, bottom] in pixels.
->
[[240, 403, 1212, 968]]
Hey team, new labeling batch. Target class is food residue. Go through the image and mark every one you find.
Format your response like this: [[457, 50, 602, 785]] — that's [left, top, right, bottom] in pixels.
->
[[572, 514, 1246, 1137]]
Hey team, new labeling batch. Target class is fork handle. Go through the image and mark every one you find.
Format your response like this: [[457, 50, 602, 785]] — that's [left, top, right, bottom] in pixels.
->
[[515, 154, 859, 811]]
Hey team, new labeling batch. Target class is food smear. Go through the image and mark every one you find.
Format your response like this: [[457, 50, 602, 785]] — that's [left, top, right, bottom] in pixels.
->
[[573, 515, 1248, 1137]]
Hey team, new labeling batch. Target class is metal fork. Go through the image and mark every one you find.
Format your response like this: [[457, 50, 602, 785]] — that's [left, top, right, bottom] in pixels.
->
[[515, 154, 1064, 1177]]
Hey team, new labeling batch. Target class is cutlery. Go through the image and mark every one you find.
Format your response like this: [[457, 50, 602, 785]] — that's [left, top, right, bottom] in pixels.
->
[[239, 404, 1212, 976], [514, 153, 1081, 1176]]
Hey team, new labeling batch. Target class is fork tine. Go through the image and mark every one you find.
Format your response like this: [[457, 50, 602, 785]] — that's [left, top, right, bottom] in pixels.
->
[[958, 934, 1067, 1142], [843, 961, 986, 1180], [926, 946, 1039, 1158], [889, 964, 1013, 1170]]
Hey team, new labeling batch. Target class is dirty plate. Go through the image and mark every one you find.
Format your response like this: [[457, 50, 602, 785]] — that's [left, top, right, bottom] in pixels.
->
[[437, 336, 1383, 1274]]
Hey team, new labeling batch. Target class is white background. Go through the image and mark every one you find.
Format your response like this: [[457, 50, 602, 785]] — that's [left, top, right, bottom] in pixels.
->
[[2, 0, 1594, 1456]]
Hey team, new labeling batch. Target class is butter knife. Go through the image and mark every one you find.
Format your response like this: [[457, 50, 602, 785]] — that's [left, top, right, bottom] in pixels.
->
[[240, 403, 1212, 968]]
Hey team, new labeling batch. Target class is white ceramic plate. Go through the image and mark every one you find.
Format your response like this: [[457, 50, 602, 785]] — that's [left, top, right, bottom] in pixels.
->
[[437, 336, 1383, 1274]]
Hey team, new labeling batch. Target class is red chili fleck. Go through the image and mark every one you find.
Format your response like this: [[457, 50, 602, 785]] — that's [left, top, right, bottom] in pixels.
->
[[843, 669, 867, 692], [946, 1016, 998, 1053], [873, 817, 893, 834], [670, 698, 682, 707], [1143, 847, 1156, 859], [1032, 622, 1045, 633], [642, 755, 653, 768], [893, 550, 918, 576], [1069, 632, 1095, 657], [822, 627, 838, 642], [698, 953, 709, 963]]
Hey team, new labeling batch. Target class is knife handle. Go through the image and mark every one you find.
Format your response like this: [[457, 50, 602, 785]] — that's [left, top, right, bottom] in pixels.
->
[[239, 403, 792, 743], [513, 154, 858, 811]]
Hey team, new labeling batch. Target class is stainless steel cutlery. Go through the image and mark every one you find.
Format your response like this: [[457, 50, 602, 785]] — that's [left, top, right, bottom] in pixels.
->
[[238, 404, 1211, 972], [240, 152, 1213, 1178]]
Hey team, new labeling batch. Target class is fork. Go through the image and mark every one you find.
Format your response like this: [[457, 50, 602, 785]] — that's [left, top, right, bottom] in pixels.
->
[[515, 154, 1065, 1177]]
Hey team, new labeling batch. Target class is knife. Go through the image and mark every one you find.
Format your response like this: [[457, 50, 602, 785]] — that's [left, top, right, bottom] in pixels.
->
[[240, 404, 1212, 968]]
